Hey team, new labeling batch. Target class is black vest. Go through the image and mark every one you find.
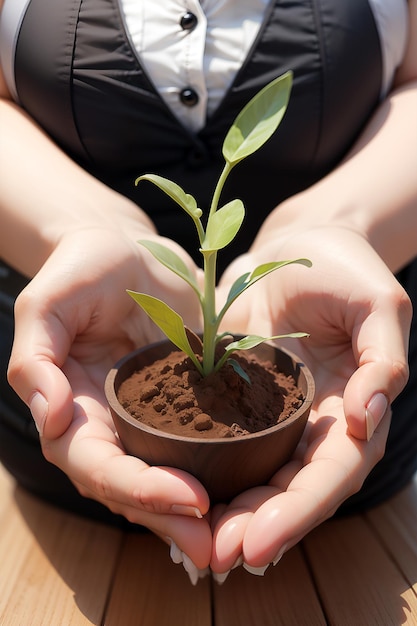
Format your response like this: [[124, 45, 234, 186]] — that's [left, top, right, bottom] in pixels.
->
[[15, 0, 382, 269]]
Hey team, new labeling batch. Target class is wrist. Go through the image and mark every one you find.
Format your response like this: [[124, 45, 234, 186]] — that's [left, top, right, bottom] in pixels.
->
[[254, 187, 367, 251], [255, 171, 416, 274], [0, 99, 157, 275], [3, 187, 157, 278], [255, 83, 417, 272]]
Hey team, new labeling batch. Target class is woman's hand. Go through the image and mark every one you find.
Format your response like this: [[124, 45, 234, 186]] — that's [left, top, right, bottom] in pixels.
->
[[210, 225, 411, 577], [7, 227, 212, 570]]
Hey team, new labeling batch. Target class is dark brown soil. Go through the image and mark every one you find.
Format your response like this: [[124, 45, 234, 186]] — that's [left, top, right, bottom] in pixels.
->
[[117, 349, 304, 439]]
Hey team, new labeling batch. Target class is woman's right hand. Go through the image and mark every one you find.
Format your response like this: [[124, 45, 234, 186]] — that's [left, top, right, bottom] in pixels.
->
[[7, 226, 212, 571]]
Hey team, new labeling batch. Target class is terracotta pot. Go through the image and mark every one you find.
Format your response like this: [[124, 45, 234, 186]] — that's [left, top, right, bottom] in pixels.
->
[[105, 339, 314, 503]]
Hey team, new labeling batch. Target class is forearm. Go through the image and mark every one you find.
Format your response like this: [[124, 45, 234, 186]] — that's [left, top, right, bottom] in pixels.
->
[[256, 80, 417, 273], [0, 99, 156, 277]]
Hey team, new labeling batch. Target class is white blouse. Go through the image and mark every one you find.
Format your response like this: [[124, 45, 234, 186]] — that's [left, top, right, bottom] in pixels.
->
[[120, 0, 409, 130], [120, 0, 270, 131], [0, 0, 409, 130]]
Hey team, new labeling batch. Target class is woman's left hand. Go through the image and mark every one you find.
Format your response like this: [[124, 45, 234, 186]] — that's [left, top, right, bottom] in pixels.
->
[[210, 225, 411, 577]]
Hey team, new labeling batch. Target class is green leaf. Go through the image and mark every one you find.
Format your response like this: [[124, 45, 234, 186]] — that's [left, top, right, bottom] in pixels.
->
[[214, 332, 309, 373], [222, 71, 293, 166], [224, 272, 251, 303], [127, 291, 203, 373], [138, 240, 201, 297], [135, 174, 202, 219], [220, 259, 312, 319], [201, 199, 245, 251], [223, 333, 309, 355], [227, 358, 251, 385]]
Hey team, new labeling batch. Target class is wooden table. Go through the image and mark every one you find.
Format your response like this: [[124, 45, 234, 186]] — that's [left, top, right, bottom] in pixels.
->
[[0, 463, 416, 625]]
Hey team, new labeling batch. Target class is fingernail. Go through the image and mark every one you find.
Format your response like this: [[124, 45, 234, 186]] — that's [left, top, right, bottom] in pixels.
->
[[212, 570, 230, 585], [29, 392, 48, 435], [197, 567, 210, 582], [170, 504, 203, 518], [232, 555, 243, 569], [168, 540, 208, 585], [365, 393, 388, 441], [169, 540, 183, 564], [212, 555, 243, 585], [243, 563, 269, 576], [272, 543, 288, 566], [182, 553, 209, 586], [182, 553, 199, 585]]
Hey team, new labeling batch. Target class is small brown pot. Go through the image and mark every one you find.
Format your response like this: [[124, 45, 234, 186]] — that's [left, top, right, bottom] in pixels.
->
[[105, 339, 314, 503]]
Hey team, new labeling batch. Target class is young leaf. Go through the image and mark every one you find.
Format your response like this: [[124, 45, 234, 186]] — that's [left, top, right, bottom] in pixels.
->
[[227, 358, 251, 385], [126, 291, 203, 373], [201, 199, 245, 251], [214, 332, 310, 373], [219, 259, 312, 319], [223, 272, 251, 302], [138, 240, 201, 297], [224, 333, 309, 354], [135, 174, 202, 220], [222, 71, 292, 166]]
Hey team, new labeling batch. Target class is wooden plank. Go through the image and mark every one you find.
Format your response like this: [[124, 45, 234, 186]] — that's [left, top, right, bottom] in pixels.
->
[[104, 533, 212, 626], [366, 476, 417, 595], [304, 514, 417, 625], [0, 477, 123, 626], [2, 462, 416, 626], [0, 471, 40, 623], [213, 545, 326, 626], [0, 462, 14, 515]]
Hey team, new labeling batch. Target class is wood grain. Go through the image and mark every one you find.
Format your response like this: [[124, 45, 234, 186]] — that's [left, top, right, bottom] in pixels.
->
[[1, 463, 416, 625]]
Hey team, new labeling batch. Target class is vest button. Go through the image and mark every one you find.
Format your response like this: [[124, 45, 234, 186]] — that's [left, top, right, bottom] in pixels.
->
[[187, 148, 207, 167], [180, 12, 198, 30], [179, 87, 199, 107]]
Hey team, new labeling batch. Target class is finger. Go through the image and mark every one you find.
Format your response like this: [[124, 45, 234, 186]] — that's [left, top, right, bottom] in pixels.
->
[[8, 288, 74, 438], [64, 429, 212, 570], [67, 451, 211, 519], [209, 503, 228, 529], [344, 287, 411, 439], [210, 453, 303, 572], [241, 410, 391, 567], [71, 465, 212, 570], [210, 486, 282, 572], [43, 405, 210, 519], [76, 488, 213, 570]]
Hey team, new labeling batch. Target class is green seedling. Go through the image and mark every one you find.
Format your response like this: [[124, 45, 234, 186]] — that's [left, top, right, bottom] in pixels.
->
[[128, 71, 311, 378]]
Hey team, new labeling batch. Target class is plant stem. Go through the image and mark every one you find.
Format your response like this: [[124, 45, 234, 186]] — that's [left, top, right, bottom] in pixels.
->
[[200, 162, 237, 375], [194, 215, 205, 247], [208, 163, 231, 220], [202, 251, 219, 375], [201, 162, 234, 375]]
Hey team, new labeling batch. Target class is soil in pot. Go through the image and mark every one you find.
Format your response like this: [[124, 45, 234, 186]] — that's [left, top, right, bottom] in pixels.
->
[[116, 348, 305, 440], [106, 339, 314, 502]]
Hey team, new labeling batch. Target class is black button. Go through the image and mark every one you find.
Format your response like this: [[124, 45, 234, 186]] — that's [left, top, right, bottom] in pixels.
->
[[180, 12, 198, 30], [187, 148, 207, 167], [179, 87, 199, 107]]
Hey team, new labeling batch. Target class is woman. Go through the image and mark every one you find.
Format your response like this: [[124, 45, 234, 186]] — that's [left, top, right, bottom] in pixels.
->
[[0, 0, 416, 582]]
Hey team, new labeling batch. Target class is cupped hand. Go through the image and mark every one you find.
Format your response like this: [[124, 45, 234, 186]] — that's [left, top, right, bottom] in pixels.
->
[[7, 227, 211, 568], [210, 225, 411, 575]]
